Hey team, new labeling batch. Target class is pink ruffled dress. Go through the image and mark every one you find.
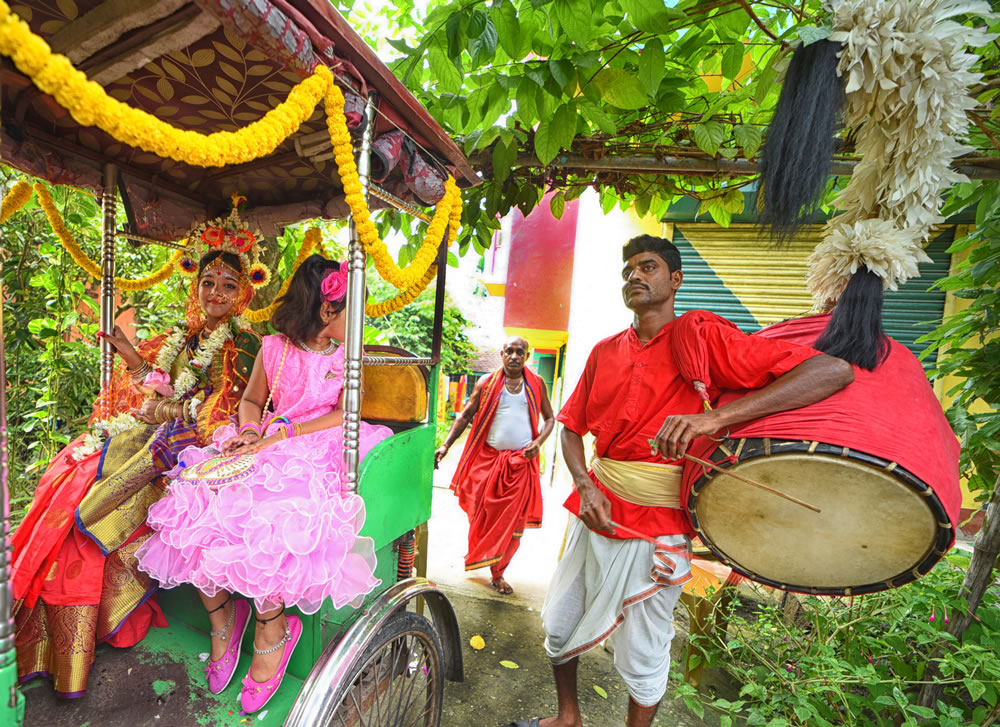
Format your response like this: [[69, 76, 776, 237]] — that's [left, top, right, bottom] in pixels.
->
[[136, 334, 391, 614]]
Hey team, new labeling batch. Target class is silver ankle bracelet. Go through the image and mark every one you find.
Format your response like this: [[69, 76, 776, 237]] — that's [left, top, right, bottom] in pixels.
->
[[209, 602, 235, 642], [253, 623, 291, 655]]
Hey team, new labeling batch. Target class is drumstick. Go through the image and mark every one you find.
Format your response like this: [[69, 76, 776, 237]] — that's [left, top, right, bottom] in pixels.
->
[[607, 520, 660, 545], [683, 452, 821, 513]]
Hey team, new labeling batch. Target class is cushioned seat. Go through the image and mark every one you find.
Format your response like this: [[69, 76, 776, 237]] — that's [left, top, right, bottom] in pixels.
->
[[360, 345, 428, 430]]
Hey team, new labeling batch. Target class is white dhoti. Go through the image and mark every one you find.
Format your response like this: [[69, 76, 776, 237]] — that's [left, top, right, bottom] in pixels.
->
[[541, 516, 691, 707]]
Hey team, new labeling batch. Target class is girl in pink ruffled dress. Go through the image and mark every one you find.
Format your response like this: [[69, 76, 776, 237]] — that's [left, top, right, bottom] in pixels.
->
[[137, 255, 390, 713]]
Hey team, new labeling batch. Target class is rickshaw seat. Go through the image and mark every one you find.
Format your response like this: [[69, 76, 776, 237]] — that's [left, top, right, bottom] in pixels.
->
[[360, 345, 428, 431]]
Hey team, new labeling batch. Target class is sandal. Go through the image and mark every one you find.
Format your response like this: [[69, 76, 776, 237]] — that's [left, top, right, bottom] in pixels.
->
[[239, 613, 302, 714]]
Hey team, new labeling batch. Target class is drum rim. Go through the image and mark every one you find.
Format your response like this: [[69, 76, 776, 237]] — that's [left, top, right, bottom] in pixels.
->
[[686, 437, 955, 596]]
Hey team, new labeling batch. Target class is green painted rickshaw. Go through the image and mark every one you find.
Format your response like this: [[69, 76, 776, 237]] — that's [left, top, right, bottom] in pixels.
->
[[0, 1, 480, 724]]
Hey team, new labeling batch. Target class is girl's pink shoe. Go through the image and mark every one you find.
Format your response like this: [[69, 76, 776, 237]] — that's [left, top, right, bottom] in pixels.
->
[[205, 600, 251, 694], [240, 614, 302, 714]]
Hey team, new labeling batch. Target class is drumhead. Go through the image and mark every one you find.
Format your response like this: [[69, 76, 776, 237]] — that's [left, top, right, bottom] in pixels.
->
[[690, 447, 949, 595]]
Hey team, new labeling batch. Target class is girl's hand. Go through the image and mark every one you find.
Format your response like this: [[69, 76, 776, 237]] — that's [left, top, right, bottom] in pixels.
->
[[99, 325, 142, 368], [222, 432, 260, 455], [232, 434, 280, 455]]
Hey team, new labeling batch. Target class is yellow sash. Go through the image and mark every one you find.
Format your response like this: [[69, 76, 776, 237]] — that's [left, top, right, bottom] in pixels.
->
[[590, 457, 683, 509]]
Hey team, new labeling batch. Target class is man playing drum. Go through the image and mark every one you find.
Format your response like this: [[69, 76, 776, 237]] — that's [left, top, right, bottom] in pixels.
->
[[511, 235, 854, 727]]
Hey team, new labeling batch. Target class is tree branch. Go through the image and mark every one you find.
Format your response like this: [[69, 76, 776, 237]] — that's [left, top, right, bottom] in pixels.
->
[[968, 110, 1000, 153], [738, 0, 782, 44]]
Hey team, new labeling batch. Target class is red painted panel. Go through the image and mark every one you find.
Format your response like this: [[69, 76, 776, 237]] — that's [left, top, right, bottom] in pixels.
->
[[503, 192, 578, 331]]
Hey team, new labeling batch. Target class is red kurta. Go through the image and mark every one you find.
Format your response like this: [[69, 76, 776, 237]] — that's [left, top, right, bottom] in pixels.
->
[[452, 368, 546, 574], [557, 311, 819, 538]]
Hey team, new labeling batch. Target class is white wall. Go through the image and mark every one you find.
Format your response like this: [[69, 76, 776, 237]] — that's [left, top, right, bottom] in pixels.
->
[[561, 190, 651, 402]]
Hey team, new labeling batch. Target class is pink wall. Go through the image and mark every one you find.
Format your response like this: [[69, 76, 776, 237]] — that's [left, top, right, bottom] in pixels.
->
[[503, 192, 578, 332]]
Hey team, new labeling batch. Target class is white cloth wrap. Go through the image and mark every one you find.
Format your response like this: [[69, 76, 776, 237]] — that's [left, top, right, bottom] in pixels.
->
[[541, 516, 691, 707]]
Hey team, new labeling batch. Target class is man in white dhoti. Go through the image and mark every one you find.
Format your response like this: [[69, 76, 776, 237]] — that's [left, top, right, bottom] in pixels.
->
[[508, 235, 853, 727]]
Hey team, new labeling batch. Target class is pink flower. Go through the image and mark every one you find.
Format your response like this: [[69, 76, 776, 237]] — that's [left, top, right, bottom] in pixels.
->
[[144, 369, 175, 397], [321, 265, 348, 302]]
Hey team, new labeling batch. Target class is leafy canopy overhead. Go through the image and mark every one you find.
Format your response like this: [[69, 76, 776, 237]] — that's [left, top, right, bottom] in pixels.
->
[[335, 0, 998, 257]]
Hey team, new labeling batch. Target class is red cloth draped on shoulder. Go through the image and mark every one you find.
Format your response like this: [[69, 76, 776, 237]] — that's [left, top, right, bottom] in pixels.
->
[[558, 312, 819, 539], [451, 368, 545, 571], [682, 313, 961, 532]]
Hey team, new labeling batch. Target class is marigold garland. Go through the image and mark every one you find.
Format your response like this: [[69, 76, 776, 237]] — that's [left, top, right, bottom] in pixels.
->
[[1, 180, 32, 223], [0, 2, 330, 167], [0, 0, 464, 309], [366, 264, 438, 318], [244, 227, 321, 323], [33, 183, 183, 291], [324, 83, 462, 292]]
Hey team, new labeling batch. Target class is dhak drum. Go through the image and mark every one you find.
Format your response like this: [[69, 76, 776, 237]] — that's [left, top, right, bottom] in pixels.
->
[[678, 313, 960, 596]]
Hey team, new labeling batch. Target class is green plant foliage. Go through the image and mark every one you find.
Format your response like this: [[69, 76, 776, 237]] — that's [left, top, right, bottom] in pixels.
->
[[365, 273, 477, 374], [1, 170, 190, 519], [918, 180, 1000, 501], [681, 552, 1000, 726], [333, 0, 997, 241]]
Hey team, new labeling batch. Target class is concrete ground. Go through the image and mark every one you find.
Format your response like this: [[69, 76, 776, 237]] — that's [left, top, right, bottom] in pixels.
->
[[19, 444, 713, 727], [430, 441, 713, 727]]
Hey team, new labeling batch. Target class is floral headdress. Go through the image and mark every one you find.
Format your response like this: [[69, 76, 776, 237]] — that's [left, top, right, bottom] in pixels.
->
[[177, 193, 271, 289], [321, 264, 348, 302]]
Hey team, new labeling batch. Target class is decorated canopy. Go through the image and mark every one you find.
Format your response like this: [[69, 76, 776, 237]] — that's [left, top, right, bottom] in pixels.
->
[[0, 0, 479, 240]]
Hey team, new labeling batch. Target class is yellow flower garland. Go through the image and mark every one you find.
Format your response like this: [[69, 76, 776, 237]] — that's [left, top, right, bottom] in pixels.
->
[[0, 2, 329, 167], [324, 83, 463, 292], [0, 0, 464, 311], [366, 264, 438, 318], [1, 180, 32, 223], [244, 227, 321, 323], [33, 184, 183, 291]]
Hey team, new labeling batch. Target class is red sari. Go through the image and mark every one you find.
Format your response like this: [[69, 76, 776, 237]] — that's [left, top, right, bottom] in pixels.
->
[[451, 368, 545, 576]]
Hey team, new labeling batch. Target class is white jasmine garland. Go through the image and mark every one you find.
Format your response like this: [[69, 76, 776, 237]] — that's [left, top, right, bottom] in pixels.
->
[[72, 413, 142, 460], [149, 323, 235, 402]]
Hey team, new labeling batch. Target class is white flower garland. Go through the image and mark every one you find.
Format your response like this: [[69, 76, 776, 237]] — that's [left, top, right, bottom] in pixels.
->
[[70, 321, 245, 460], [808, 0, 993, 305], [72, 413, 142, 461], [170, 324, 233, 400], [150, 323, 235, 401]]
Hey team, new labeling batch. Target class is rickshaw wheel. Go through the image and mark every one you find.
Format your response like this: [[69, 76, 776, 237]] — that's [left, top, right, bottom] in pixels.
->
[[322, 610, 444, 727]]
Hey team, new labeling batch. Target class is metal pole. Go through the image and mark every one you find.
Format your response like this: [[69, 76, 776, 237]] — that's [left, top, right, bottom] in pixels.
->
[[342, 93, 378, 493], [0, 243, 24, 723], [99, 164, 118, 419], [430, 232, 448, 364]]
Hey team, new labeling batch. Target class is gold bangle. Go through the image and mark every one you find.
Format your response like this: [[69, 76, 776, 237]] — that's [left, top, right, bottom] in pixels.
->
[[153, 400, 165, 422], [293, 422, 302, 437]]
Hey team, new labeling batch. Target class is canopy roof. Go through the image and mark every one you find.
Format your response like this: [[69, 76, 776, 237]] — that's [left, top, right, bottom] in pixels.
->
[[0, 0, 479, 240]]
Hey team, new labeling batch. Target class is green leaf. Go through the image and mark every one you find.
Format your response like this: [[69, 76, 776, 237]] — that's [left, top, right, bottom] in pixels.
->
[[466, 9, 488, 38], [693, 121, 725, 156], [553, 0, 592, 47], [733, 124, 762, 159], [721, 42, 745, 80], [516, 78, 539, 122], [593, 684, 608, 699], [799, 25, 834, 47], [578, 100, 617, 135], [966, 678, 987, 702], [468, 17, 499, 66], [428, 44, 462, 94], [550, 191, 566, 220], [549, 59, 576, 94], [493, 138, 518, 184], [592, 68, 648, 110], [620, 0, 685, 33], [639, 38, 665, 96], [491, 1, 521, 60], [711, 8, 748, 41], [533, 103, 578, 165]]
